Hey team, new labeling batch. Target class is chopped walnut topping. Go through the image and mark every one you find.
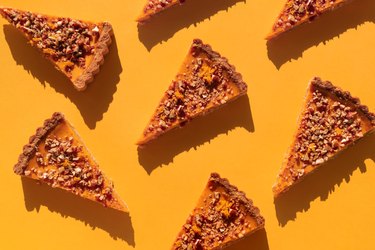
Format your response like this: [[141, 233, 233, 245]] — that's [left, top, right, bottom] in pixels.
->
[[273, 0, 337, 31], [288, 87, 364, 181], [1, 8, 99, 76], [30, 135, 114, 205]]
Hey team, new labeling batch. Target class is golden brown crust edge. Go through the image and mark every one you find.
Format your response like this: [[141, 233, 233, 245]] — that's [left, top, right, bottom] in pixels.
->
[[73, 22, 113, 91], [266, 0, 352, 40], [209, 173, 265, 227], [14, 112, 65, 175], [311, 77, 375, 127]]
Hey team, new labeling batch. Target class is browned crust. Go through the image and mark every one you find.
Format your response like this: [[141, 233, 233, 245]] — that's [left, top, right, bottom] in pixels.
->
[[266, 0, 352, 40], [311, 77, 375, 127], [73, 22, 113, 91], [191, 39, 248, 94], [14, 112, 65, 175], [209, 173, 265, 227]]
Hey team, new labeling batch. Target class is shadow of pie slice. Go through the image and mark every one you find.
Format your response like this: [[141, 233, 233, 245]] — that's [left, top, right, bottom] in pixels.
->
[[172, 173, 265, 250], [0, 7, 113, 91], [273, 77, 375, 198], [14, 112, 128, 212], [266, 0, 352, 40], [137, 0, 181, 23], [137, 39, 247, 146]]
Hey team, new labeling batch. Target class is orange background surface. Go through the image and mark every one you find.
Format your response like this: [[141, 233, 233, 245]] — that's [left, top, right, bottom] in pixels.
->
[[0, 0, 374, 249]]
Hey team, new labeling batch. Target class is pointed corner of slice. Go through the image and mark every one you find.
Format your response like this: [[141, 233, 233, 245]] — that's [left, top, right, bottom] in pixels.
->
[[14, 112, 128, 213], [273, 77, 375, 198], [0, 6, 10, 17], [0, 6, 6, 16], [136, 0, 180, 23], [266, 0, 350, 40], [171, 173, 265, 249], [137, 39, 248, 146], [0, 7, 113, 91]]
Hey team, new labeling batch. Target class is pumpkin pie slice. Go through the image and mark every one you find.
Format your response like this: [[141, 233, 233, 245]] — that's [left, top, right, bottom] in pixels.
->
[[171, 173, 265, 250], [267, 0, 351, 40], [273, 77, 375, 197], [137, 39, 247, 146], [137, 0, 181, 23], [14, 112, 128, 212], [0, 7, 113, 91]]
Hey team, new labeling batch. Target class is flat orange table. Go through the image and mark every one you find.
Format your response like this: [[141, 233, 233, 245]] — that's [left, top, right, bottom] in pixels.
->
[[0, 0, 374, 249]]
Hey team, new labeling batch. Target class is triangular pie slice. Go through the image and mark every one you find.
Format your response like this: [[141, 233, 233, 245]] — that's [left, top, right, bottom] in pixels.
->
[[267, 0, 350, 40], [0, 7, 113, 91], [273, 77, 375, 197], [137, 0, 180, 23], [171, 173, 265, 250], [137, 39, 247, 146], [14, 112, 128, 212]]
